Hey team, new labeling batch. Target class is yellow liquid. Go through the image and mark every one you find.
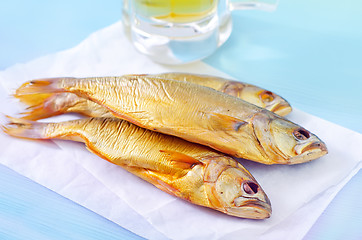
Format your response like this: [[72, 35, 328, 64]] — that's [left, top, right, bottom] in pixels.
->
[[134, 0, 218, 23]]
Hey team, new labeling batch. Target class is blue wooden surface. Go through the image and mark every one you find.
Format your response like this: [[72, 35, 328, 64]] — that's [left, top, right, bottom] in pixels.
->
[[0, 0, 361, 239], [0, 165, 144, 240]]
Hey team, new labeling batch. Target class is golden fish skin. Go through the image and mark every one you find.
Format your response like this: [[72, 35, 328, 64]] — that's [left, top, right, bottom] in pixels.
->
[[3, 117, 272, 219], [14, 72, 290, 120], [145, 72, 292, 116], [15, 76, 327, 164]]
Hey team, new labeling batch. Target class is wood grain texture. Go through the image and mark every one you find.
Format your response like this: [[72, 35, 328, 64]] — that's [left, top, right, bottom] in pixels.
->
[[0, 164, 144, 240]]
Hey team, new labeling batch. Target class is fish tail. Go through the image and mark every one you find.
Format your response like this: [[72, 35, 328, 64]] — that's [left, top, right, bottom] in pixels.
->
[[14, 93, 72, 120], [13, 92, 52, 107], [15, 77, 72, 95], [20, 103, 61, 120], [2, 116, 86, 143], [2, 116, 49, 140]]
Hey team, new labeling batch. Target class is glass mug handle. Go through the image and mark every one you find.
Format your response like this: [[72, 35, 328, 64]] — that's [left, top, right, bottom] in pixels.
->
[[229, 0, 279, 11], [123, 0, 279, 65]]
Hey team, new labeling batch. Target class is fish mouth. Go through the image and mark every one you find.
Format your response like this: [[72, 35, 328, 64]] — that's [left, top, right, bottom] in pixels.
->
[[301, 141, 327, 154], [290, 140, 328, 164], [268, 102, 292, 116], [227, 198, 272, 219]]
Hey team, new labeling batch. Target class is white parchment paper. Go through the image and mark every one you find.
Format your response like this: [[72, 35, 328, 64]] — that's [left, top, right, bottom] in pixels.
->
[[1, 21, 361, 240]]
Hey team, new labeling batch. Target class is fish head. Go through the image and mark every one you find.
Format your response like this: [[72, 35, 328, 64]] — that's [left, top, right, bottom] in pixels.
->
[[252, 112, 328, 164], [204, 159, 271, 219], [249, 86, 292, 116], [258, 90, 292, 116], [223, 81, 292, 116]]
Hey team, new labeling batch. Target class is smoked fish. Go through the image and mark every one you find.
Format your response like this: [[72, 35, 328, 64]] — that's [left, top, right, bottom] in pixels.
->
[[15, 73, 291, 120], [3, 117, 272, 219], [146, 72, 292, 116], [15, 76, 327, 164]]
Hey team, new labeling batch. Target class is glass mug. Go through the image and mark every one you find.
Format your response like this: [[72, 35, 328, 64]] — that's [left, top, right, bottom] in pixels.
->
[[122, 0, 278, 64]]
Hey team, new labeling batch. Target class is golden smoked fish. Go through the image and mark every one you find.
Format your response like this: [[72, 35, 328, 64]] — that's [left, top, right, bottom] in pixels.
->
[[15, 73, 291, 120], [3, 117, 272, 219], [15, 76, 327, 165], [146, 73, 292, 116]]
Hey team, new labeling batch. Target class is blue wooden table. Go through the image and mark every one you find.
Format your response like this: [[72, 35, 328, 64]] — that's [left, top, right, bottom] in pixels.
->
[[1, 0, 361, 239]]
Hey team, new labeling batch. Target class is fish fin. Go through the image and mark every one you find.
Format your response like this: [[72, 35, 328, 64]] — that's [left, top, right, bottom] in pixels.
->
[[19, 104, 63, 120], [220, 81, 245, 97], [159, 150, 203, 169], [13, 91, 53, 107], [15, 78, 72, 95], [125, 166, 181, 196], [203, 112, 248, 131], [149, 173, 181, 196], [15, 93, 76, 120], [2, 116, 48, 139]]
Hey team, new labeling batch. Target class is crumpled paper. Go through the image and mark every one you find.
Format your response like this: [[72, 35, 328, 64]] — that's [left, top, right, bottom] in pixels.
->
[[1, 21, 361, 240]]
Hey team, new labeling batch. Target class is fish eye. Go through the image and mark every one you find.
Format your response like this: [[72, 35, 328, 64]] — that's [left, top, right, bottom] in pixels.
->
[[243, 181, 259, 195], [260, 91, 275, 103], [293, 128, 310, 140]]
